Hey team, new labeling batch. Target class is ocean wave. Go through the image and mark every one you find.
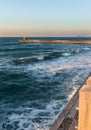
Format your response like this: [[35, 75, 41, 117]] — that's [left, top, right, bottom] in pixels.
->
[[0, 47, 31, 52], [44, 50, 80, 60], [82, 47, 90, 51], [61, 52, 71, 56], [0, 99, 65, 130], [26, 50, 91, 80], [6, 50, 82, 66], [44, 52, 62, 60], [12, 52, 71, 65], [12, 57, 42, 65]]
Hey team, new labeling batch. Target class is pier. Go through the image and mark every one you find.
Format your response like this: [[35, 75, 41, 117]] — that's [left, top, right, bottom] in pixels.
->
[[19, 38, 91, 44], [49, 75, 91, 130]]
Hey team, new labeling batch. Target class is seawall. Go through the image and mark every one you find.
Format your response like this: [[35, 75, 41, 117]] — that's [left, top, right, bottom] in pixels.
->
[[49, 74, 91, 130], [19, 39, 91, 44]]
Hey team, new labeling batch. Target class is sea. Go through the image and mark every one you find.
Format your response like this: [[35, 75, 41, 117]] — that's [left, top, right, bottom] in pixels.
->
[[0, 37, 91, 130]]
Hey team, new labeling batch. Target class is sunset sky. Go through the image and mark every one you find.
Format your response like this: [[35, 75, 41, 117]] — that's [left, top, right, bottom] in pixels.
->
[[0, 0, 91, 37]]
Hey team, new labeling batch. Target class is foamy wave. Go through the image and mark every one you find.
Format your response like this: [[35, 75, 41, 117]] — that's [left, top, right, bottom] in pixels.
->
[[24, 50, 91, 86], [1, 99, 65, 130], [12, 52, 72, 65], [61, 52, 71, 56], [34, 123, 48, 130], [0, 59, 11, 68], [13, 57, 39, 64], [82, 47, 90, 51], [68, 87, 77, 100]]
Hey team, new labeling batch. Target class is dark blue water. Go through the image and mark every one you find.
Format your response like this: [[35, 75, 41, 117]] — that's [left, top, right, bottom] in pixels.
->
[[0, 37, 91, 130]]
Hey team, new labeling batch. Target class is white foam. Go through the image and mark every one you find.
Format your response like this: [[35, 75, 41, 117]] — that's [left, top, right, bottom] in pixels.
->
[[4, 98, 65, 130], [83, 47, 90, 51], [34, 123, 48, 130], [68, 87, 77, 100], [7, 109, 35, 130], [62, 52, 71, 56], [26, 54, 90, 79]]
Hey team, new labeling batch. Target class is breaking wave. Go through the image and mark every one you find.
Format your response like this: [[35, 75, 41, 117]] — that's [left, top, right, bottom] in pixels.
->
[[12, 50, 82, 65]]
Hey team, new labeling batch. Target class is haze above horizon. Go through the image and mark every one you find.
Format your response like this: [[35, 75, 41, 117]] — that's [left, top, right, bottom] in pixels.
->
[[0, 0, 91, 37]]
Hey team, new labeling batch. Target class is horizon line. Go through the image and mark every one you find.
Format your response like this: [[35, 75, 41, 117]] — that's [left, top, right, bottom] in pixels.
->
[[0, 36, 91, 38]]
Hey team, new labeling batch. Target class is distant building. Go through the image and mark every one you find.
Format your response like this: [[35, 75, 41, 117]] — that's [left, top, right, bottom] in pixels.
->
[[23, 37, 28, 40]]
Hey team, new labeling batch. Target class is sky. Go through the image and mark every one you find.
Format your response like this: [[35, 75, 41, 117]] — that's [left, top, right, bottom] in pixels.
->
[[0, 0, 91, 37]]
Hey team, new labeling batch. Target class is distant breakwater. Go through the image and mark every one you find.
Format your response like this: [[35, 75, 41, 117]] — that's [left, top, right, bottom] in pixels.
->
[[19, 39, 91, 44]]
